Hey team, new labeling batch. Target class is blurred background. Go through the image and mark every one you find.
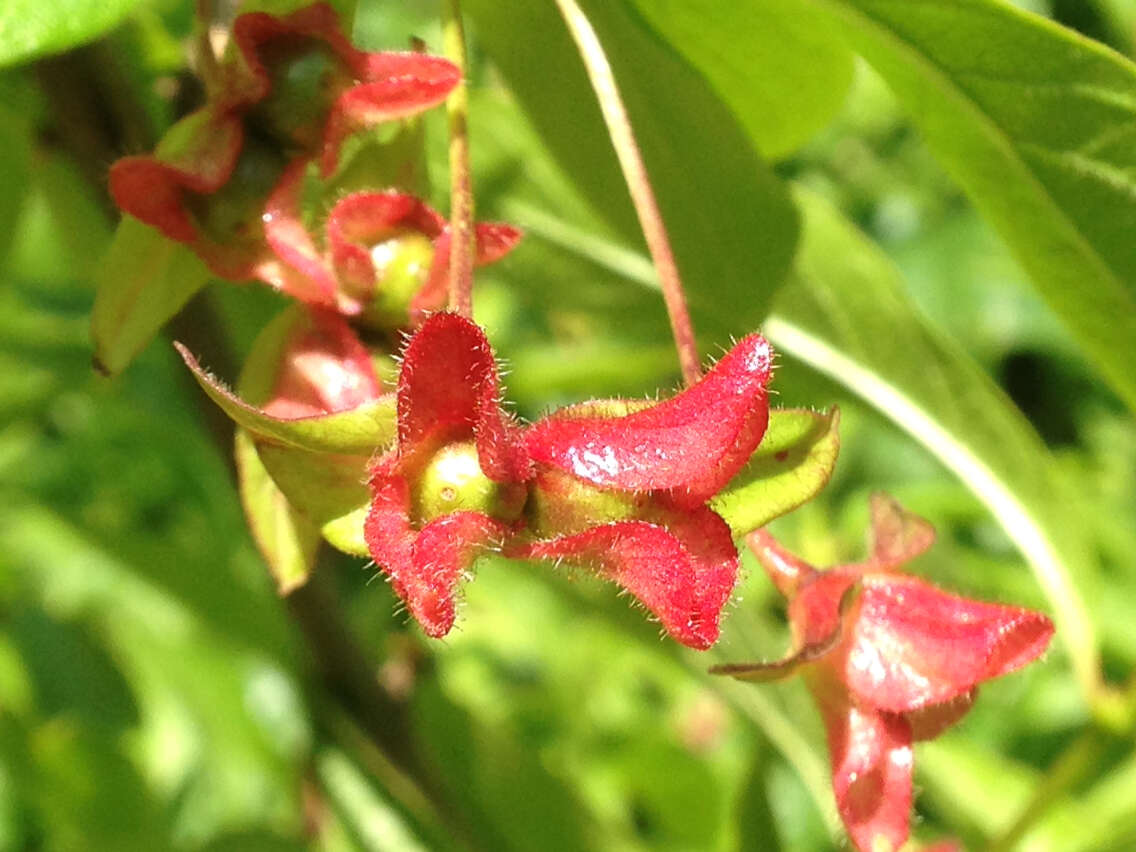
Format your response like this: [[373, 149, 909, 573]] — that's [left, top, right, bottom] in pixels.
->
[[2, 0, 1136, 850]]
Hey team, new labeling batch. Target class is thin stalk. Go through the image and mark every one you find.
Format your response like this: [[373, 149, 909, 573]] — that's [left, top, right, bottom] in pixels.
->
[[442, 0, 475, 318], [552, 0, 701, 386]]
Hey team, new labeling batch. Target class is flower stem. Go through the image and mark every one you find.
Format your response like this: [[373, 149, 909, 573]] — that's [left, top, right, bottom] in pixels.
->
[[552, 0, 702, 386], [442, 0, 475, 318]]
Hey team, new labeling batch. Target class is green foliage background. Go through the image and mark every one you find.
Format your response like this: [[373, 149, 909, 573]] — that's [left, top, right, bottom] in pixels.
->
[[2, 0, 1136, 850]]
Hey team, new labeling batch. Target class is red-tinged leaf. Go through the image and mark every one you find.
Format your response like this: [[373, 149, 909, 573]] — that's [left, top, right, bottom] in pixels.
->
[[843, 575, 1054, 713], [91, 218, 212, 377], [108, 111, 243, 244], [259, 309, 381, 419], [177, 342, 396, 454], [519, 506, 738, 649], [813, 695, 913, 852], [525, 333, 772, 504], [319, 54, 461, 175], [868, 492, 935, 570], [235, 428, 320, 593], [364, 473, 506, 637]]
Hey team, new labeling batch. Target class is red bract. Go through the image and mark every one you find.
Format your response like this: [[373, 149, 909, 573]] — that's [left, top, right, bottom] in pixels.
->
[[713, 495, 1054, 852], [363, 313, 529, 637], [517, 335, 774, 649], [260, 175, 521, 319], [109, 3, 458, 280]]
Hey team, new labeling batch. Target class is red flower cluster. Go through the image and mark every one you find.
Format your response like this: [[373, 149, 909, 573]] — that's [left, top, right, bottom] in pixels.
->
[[713, 495, 1054, 852], [108, 4, 519, 327], [364, 312, 774, 648]]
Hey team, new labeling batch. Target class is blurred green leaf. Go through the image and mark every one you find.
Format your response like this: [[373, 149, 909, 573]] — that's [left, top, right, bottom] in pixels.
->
[[7, 609, 139, 733], [712, 407, 841, 536], [464, 0, 799, 347], [236, 428, 320, 595], [92, 218, 211, 376], [626, 0, 855, 159], [810, 0, 1136, 412], [767, 186, 1102, 703], [0, 0, 148, 67]]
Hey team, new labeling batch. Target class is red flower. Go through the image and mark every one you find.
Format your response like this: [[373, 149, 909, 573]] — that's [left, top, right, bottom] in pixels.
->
[[260, 176, 521, 320], [363, 313, 530, 637], [109, 3, 458, 280], [363, 315, 774, 647], [712, 495, 1054, 852], [516, 333, 774, 649]]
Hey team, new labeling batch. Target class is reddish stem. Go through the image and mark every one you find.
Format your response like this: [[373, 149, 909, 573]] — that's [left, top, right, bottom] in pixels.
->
[[553, 0, 702, 386], [443, 0, 475, 318]]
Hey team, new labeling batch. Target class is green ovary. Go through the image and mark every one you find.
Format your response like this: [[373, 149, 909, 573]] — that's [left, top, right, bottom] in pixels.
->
[[412, 441, 525, 524]]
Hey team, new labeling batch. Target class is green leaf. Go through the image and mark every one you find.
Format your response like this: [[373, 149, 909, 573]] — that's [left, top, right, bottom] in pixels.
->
[[0, 0, 148, 67], [177, 343, 397, 455], [767, 186, 1102, 703], [92, 218, 211, 377], [625, 0, 854, 159], [808, 0, 1136, 412], [711, 407, 841, 536], [254, 440, 370, 557], [464, 0, 798, 346], [235, 428, 320, 594]]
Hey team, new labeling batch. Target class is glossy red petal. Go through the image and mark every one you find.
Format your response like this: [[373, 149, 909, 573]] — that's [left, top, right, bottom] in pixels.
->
[[843, 575, 1054, 713], [520, 506, 738, 649], [263, 309, 382, 419], [525, 333, 772, 504], [869, 492, 936, 569], [364, 472, 505, 637], [326, 191, 444, 292], [319, 54, 460, 175], [258, 157, 341, 308], [814, 692, 914, 852], [109, 111, 243, 244]]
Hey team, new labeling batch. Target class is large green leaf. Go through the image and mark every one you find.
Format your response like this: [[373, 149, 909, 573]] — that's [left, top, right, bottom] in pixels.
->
[[808, 0, 1136, 413], [464, 0, 798, 346], [92, 219, 211, 377], [768, 187, 1103, 703], [0, 0, 148, 67], [625, 0, 854, 159]]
